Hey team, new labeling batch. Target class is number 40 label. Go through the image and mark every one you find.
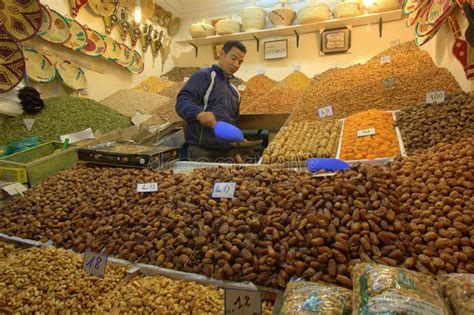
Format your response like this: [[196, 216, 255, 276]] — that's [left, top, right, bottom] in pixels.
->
[[225, 288, 261, 315], [212, 182, 236, 199], [82, 251, 108, 278]]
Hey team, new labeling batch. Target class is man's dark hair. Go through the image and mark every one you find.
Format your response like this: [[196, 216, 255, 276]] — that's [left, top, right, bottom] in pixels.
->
[[222, 40, 247, 54]]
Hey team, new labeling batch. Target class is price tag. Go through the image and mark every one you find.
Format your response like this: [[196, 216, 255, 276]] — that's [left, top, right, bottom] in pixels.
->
[[225, 288, 261, 315], [425, 90, 445, 104], [212, 182, 236, 199], [82, 251, 108, 278], [390, 39, 401, 47], [256, 68, 265, 75], [183, 77, 190, 83], [238, 85, 246, 91], [380, 56, 391, 64], [382, 77, 396, 88], [292, 64, 301, 72], [2, 183, 28, 196], [23, 119, 35, 131], [137, 182, 159, 193], [318, 105, 333, 118], [357, 128, 376, 137]]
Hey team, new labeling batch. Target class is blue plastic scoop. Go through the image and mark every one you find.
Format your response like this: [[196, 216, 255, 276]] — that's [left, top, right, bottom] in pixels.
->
[[214, 121, 244, 142], [306, 158, 350, 172]]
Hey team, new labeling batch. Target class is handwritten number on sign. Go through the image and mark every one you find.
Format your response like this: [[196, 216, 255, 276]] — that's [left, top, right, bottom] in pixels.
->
[[86, 256, 102, 269]]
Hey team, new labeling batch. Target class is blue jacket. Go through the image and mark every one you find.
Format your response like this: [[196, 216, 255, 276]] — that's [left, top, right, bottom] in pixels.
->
[[175, 65, 240, 151]]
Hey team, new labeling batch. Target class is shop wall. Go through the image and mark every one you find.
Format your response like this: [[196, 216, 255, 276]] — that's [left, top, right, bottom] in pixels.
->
[[25, 0, 176, 101], [421, 10, 472, 92]]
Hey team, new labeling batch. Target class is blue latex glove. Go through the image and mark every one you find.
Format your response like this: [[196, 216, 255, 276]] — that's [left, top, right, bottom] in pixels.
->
[[306, 158, 350, 172], [214, 121, 244, 142]]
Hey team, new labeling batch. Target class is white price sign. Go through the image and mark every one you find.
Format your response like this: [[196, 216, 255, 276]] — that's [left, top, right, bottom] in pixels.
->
[[318, 105, 333, 118], [225, 289, 261, 315], [212, 182, 236, 199], [380, 56, 391, 64], [256, 68, 265, 75], [23, 119, 35, 131], [425, 90, 445, 104], [183, 77, 190, 83], [292, 64, 301, 72], [137, 182, 159, 193], [390, 39, 401, 47], [238, 85, 246, 91], [357, 128, 376, 137], [82, 251, 108, 278]]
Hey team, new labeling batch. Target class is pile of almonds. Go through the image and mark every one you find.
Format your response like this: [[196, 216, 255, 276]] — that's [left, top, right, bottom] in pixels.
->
[[290, 41, 462, 122], [240, 75, 277, 111], [396, 92, 474, 155], [242, 85, 303, 114], [262, 120, 340, 163]]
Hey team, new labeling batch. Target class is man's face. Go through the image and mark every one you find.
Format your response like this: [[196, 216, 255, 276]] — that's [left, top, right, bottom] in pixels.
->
[[218, 47, 245, 75]]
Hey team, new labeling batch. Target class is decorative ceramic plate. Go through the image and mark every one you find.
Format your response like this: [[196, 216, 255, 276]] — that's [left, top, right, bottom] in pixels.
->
[[62, 17, 87, 50], [24, 47, 55, 83], [426, 0, 455, 25], [88, 0, 117, 17], [415, 5, 438, 36], [55, 60, 87, 90], [78, 27, 106, 56], [71, 0, 88, 17], [0, 0, 42, 42], [167, 17, 180, 36], [115, 43, 134, 67], [38, 7, 71, 44], [101, 35, 121, 61], [37, 4, 51, 36], [127, 50, 144, 74], [0, 32, 25, 93]]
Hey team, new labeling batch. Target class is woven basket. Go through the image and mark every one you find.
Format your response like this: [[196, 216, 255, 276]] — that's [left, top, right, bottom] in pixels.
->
[[24, 48, 55, 83], [240, 6, 266, 31], [297, 3, 331, 24], [268, 1, 296, 27], [216, 18, 241, 35], [368, 0, 400, 13], [189, 21, 215, 38], [334, 2, 363, 19], [55, 60, 87, 90]]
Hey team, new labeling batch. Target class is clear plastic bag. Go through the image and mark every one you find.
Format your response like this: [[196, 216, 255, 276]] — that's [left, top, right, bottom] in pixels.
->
[[352, 263, 451, 315], [275, 279, 352, 315], [438, 273, 474, 315]]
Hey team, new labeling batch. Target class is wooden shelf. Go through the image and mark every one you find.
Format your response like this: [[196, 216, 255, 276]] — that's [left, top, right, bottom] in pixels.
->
[[177, 9, 404, 47]]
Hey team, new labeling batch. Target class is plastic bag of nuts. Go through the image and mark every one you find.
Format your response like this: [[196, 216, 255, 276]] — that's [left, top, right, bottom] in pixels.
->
[[352, 263, 451, 315], [275, 279, 352, 314], [438, 273, 474, 315]]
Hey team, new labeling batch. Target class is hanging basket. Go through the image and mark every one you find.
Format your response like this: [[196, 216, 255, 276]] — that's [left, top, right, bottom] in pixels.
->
[[37, 4, 52, 36], [240, 7, 267, 31], [367, 0, 401, 13], [189, 22, 216, 38], [0, 0, 42, 42], [216, 18, 241, 35], [102, 35, 121, 61], [24, 48, 55, 83], [55, 60, 87, 90], [297, 3, 331, 24], [0, 32, 25, 93], [334, 2, 363, 19], [62, 17, 88, 50], [78, 27, 106, 57], [38, 7, 71, 44]]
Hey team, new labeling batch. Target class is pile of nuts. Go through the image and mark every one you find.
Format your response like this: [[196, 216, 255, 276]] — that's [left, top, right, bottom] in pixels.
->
[[281, 71, 311, 92], [340, 109, 401, 160], [163, 67, 201, 82], [262, 120, 340, 163], [392, 139, 474, 275], [159, 81, 185, 99], [243, 86, 303, 114], [153, 98, 183, 123], [396, 92, 474, 155], [0, 245, 127, 313], [290, 41, 462, 122], [101, 89, 171, 117], [240, 75, 277, 111], [133, 76, 176, 94]]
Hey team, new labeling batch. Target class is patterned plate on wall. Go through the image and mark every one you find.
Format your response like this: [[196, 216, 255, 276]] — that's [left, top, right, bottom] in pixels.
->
[[0, 0, 42, 42], [101, 35, 121, 61], [127, 50, 144, 74], [37, 4, 51, 36], [426, 0, 456, 25], [24, 47, 55, 83], [38, 7, 71, 44], [88, 0, 117, 17], [78, 27, 106, 56], [55, 60, 87, 90], [62, 17, 88, 50], [0, 32, 25, 93], [115, 43, 134, 67]]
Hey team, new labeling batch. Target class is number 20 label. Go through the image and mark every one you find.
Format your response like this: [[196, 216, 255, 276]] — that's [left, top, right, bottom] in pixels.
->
[[82, 251, 108, 278]]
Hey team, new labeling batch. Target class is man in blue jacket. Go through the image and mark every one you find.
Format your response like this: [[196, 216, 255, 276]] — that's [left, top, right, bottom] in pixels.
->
[[176, 40, 246, 163]]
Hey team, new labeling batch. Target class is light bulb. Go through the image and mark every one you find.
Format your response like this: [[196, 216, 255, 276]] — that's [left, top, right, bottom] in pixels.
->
[[134, 0, 141, 23], [363, 0, 375, 6]]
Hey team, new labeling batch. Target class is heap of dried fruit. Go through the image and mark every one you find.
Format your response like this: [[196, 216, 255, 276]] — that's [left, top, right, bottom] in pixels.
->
[[133, 76, 175, 94], [280, 71, 311, 91], [101, 89, 171, 117], [163, 67, 201, 82], [242, 85, 303, 114], [239, 75, 277, 111]]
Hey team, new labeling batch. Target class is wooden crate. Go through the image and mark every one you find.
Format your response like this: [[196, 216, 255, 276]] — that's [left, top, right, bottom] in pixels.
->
[[0, 142, 78, 187]]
